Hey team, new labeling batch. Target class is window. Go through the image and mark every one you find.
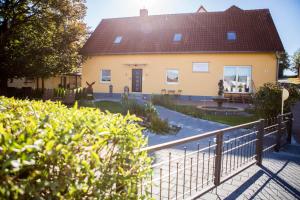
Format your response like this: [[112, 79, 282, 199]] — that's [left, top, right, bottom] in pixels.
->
[[227, 32, 236, 40], [223, 66, 251, 93], [173, 33, 182, 42], [113, 36, 122, 44], [166, 69, 179, 84], [193, 62, 209, 72], [100, 69, 111, 83]]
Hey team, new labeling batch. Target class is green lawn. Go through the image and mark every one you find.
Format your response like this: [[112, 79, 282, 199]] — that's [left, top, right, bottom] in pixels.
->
[[94, 100, 259, 126], [200, 114, 259, 126], [157, 104, 260, 126], [94, 101, 124, 113]]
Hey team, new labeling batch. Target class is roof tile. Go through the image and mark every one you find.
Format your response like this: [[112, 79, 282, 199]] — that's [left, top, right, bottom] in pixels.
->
[[81, 6, 284, 55]]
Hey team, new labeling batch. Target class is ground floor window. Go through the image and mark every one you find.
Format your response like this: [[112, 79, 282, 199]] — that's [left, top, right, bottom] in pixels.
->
[[166, 69, 179, 84], [224, 66, 251, 93], [100, 69, 111, 83]]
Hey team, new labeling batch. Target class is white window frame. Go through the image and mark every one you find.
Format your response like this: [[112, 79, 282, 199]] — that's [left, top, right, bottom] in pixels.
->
[[113, 36, 122, 44], [192, 62, 209, 72], [173, 33, 182, 42], [100, 69, 111, 83], [166, 69, 179, 84], [223, 66, 252, 93]]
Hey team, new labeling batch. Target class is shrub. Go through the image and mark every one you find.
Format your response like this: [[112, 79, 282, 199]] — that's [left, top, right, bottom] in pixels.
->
[[151, 94, 175, 107], [121, 95, 147, 117], [148, 115, 171, 134], [253, 83, 300, 118], [0, 97, 151, 199]]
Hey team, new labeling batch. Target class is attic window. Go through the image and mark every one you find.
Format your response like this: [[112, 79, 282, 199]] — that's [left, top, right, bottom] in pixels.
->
[[114, 36, 122, 44], [173, 33, 182, 42], [227, 32, 236, 41]]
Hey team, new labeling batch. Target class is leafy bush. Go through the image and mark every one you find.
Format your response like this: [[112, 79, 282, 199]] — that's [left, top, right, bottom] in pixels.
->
[[253, 83, 300, 118], [120, 95, 177, 134], [0, 97, 151, 199]]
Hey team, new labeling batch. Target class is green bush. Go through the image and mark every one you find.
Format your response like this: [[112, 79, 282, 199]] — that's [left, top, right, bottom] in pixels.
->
[[151, 94, 175, 107], [0, 97, 151, 199], [253, 83, 300, 118]]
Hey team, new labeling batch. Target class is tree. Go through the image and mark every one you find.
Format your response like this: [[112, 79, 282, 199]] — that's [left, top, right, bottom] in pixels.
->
[[292, 49, 300, 75], [278, 51, 290, 78], [0, 0, 88, 94]]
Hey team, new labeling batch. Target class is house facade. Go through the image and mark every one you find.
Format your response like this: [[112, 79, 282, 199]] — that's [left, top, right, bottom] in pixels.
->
[[81, 6, 284, 99]]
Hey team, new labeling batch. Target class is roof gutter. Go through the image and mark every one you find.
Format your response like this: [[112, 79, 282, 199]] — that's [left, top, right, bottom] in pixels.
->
[[81, 50, 280, 57]]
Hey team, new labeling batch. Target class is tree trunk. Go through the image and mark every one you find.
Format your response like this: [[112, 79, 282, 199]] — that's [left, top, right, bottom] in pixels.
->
[[0, 77, 8, 96]]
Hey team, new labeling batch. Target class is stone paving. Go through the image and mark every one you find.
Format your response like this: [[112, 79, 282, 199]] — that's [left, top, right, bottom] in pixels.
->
[[199, 149, 300, 200], [145, 105, 228, 146], [94, 97, 300, 199]]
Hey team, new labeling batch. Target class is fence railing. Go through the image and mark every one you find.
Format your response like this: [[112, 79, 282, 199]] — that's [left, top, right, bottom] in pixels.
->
[[139, 113, 293, 200]]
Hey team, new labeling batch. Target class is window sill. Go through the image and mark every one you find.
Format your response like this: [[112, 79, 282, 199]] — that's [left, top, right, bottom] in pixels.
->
[[100, 81, 111, 84], [166, 82, 179, 85]]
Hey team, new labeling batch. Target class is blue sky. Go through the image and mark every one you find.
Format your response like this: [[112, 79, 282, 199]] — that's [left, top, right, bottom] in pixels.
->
[[85, 0, 300, 74]]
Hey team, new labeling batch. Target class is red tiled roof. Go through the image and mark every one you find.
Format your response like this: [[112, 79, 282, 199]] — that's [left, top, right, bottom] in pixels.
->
[[81, 6, 284, 55]]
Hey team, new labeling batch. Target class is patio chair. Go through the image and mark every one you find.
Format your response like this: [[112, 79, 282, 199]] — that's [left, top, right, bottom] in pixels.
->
[[161, 89, 166, 95], [175, 89, 182, 98], [167, 90, 176, 95]]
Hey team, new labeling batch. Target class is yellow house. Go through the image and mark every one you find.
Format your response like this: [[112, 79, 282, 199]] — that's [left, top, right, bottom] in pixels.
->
[[80, 6, 284, 100]]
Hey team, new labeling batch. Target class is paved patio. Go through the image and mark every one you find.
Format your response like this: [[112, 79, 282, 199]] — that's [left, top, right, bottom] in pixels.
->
[[199, 146, 300, 200]]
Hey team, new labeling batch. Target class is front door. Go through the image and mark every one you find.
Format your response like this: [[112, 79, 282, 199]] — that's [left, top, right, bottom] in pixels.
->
[[132, 69, 142, 92]]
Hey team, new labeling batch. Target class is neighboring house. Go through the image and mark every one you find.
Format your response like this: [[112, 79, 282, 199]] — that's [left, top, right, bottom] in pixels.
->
[[80, 6, 284, 100], [8, 73, 82, 90]]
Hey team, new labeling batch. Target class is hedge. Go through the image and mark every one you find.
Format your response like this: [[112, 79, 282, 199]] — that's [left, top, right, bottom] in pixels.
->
[[0, 97, 151, 199]]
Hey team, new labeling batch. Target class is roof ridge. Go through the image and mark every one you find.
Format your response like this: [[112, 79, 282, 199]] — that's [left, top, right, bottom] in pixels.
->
[[101, 8, 270, 21]]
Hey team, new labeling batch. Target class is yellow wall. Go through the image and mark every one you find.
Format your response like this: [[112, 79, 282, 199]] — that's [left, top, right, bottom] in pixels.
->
[[82, 53, 277, 96]]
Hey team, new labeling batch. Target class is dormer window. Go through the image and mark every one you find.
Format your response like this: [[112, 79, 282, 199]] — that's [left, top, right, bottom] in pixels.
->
[[227, 32, 236, 40], [173, 33, 182, 42], [114, 36, 122, 44]]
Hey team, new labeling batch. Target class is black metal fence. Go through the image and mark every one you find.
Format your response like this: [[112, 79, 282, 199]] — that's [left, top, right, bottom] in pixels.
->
[[139, 113, 293, 199]]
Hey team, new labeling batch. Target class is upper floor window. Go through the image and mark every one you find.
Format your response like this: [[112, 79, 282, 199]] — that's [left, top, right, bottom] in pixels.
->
[[173, 33, 182, 42], [227, 32, 236, 41], [100, 69, 111, 83], [113, 36, 122, 44], [193, 62, 209, 72]]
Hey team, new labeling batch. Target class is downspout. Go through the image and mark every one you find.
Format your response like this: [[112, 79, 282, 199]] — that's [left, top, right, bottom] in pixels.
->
[[275, 51, 281, 82]]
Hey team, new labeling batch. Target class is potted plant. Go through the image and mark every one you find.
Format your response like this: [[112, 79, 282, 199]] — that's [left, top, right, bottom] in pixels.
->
[[238, 84, 243, 92], [231, 85, 235, 92]]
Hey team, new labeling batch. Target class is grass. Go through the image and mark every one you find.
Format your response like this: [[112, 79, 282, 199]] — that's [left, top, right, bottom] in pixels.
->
[[151, 95, 260, 126], [94, 99, 259, 127], [200, 113, 260, 126], [94, 101, 124, 113], [170, 104, 259, 126]]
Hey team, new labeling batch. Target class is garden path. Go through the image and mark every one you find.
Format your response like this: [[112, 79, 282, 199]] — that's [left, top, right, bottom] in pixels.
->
[[145, 105, 228, 146]]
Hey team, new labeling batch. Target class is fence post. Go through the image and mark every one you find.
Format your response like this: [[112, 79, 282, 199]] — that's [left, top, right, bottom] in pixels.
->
[[275, 115, 282, 152], [214, 131, 223, 186], [287, 113, 293, 144], [256, 119, 264, 166]]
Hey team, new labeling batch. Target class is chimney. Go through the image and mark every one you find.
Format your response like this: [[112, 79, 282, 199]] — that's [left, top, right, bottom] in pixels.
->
[[140, 9, 148, 17]]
